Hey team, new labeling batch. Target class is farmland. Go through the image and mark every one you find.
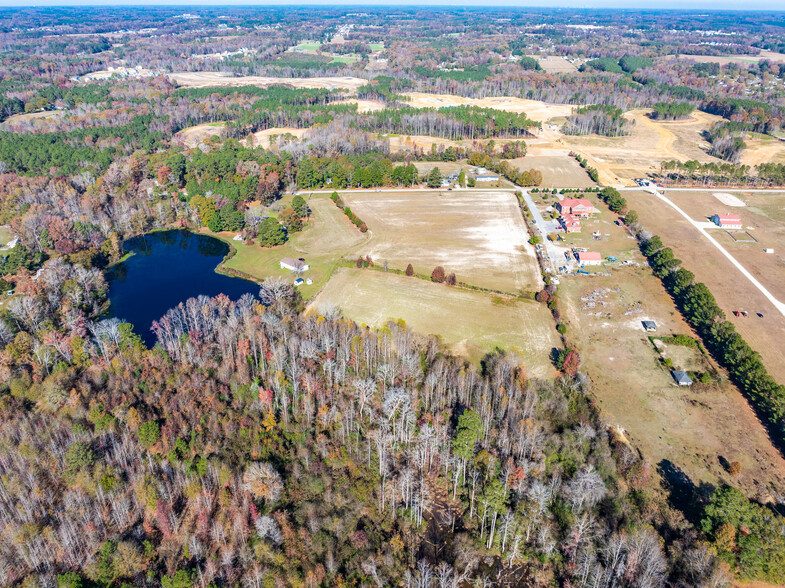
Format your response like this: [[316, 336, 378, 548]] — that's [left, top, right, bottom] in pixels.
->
[[340, 190, 542, 293], [559, 269, 785, 494], [308, 267, 559, 375], [625, 189, 785, 384]]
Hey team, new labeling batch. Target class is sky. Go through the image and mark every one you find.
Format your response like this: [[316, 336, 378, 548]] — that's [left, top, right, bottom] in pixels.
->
[[0, 0, 783, 9]]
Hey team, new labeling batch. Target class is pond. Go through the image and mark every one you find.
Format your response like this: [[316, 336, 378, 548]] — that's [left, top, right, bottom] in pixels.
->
[[106, 230, 259, 346]]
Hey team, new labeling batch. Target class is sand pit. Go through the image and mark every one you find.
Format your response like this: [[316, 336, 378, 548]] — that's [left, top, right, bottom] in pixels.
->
[[714, 192, 746, 207], [167, 72, 368, 91], [402, 92, 574, 121]]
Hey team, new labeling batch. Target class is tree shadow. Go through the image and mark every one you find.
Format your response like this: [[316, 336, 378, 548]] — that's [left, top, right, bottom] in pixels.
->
[[657, 459, 715, 527]]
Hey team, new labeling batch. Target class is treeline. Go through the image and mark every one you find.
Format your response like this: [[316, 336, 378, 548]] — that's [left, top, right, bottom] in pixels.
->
[[330, 191, 368, 232], [641, 234, 785, 448], [571, 152, 600, 182], [660, 159, 785, 186], [563, 104, 632, 137], [581, 55, 652, 74], [466, 151, 543, 186], [650, 101, 695, 120]]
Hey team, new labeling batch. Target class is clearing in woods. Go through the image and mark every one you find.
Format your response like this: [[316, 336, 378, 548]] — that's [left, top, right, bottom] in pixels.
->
[[340, 190, 542, 293], [173, 122, 226, 148], [559, 269, 785, 495], [402, 92, 575, 120], [625, 189, 785, 385], [167, 72, 368, 90], [563, 109, 724, 184], [308, 268, 559, 375]]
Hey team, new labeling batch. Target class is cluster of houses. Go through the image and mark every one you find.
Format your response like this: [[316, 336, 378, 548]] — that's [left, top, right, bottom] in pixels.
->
[[557, 197, 596, 233]]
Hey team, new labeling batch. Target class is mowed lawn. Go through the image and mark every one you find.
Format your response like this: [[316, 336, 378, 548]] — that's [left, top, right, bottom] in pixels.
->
[[207, 196, 368, 299], [308, 268, 559, 377], [342, 190, 541, 293], [559, 267, 785, 493]]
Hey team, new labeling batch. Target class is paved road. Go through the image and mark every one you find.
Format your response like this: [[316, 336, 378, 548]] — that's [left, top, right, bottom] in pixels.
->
[[518, 188, 565, 273], [646, 188, 785, 319]]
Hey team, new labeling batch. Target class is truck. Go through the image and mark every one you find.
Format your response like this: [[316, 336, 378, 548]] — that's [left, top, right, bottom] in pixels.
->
[[607, 256, 618, 262]]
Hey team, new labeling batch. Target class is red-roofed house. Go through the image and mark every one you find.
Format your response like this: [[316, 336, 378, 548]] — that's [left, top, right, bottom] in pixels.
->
[[578, 251, 602, 266], [556, 197, 596, 218], [711, 214, 742, 229], [559, 213, 581, 233]]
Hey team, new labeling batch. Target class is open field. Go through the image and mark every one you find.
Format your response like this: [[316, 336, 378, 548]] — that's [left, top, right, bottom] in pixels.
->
[[559, 268, 785, 494], [167, 72, 368, 90], [402, 92, 575, 121], [173, 122, 226, 148], [0, 110, 64, 130], [0, 226, 13, 247], [563, 109, 724, 183], [340, 190, 541, 293], [207, 195, 368, 299], [246, 127, 309, 148], [530, 55, 579, 73], [739, 136, 785, 166], [625, 189, 785, 384], [511, 155, 597, 188], [309, 268, 559, 374], [668, 50, 785, 65]]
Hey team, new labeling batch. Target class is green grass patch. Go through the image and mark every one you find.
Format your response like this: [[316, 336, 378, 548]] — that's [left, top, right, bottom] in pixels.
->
[[330, 55, 360, 64], [369, 43, 384, 52]]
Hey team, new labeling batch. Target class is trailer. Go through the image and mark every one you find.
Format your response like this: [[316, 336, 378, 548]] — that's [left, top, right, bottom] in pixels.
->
[[577, 269, 590, 275]]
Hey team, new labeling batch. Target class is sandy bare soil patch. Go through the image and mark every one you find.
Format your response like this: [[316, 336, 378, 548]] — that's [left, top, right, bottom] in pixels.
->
[[0, 110, 65, 131], [174, 122, 226, 148], [739, 138, 785, 166], [559, 269, 785, 494], [309, 268, 559, 374], [562, 109, 723, 184], [168, 72, 368, 91], [340, 190, 541, 293], [626, 189, 785, 384], [713, 192, 746, 207], [333, 98, 385, 113], [403, 92, 575, 121]]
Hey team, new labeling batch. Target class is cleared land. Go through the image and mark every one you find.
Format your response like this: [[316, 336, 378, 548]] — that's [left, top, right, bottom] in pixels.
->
[[174, 122, 226, 148], [563, 109, 724, 184], [167, 72, 368, 90], [530, 55, 579, 73], [625, 189, 785, 384], [246, 127, 309, 149], [402, 92, 575, 121], [207, 195, 368, 299], [739, 136, 785, 166], [669, 50, 785, 65], [309, 268, 559, 375], [341, 190, 541, 293], [510, 155, 596, 188], [560, 269, 785, 495]]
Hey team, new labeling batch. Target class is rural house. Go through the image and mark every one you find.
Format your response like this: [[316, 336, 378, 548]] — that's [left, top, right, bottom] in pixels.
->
[[559, 213, 582, 233], [578, 251, 602, 266], [556, 197, 596, 218], [671, 370, 693, 386], [642, 320, 657, 332], [711, 213, 742, 229], [475, 174, 500, 182], [280, 257, 309, 272]]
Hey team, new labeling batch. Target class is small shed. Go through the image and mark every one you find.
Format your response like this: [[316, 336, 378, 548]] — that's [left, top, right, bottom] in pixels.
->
[[671, 370, 692, 386], [642, 320, 657, 332]]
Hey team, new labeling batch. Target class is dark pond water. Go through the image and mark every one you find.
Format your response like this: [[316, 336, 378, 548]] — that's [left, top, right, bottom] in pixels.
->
[[106, 230, 259, 346]]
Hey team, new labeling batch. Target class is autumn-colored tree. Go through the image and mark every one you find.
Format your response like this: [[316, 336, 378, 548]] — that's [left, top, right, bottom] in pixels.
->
[[244, 462, 284, 504], [728, 461, 742, 476], [405, 264, 414, 276], [431, 266, 446, 283], [446, 272, 457, 286]]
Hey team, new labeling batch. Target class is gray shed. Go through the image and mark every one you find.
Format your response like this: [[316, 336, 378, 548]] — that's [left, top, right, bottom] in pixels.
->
[[671, 370, 692, 386], [642, 321, 657, 332]]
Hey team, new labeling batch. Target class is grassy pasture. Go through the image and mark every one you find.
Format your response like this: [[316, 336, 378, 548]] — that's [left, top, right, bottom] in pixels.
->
[[558, 268, 785, 494], [625, 189, 785, 385], [206, 196, 368, 299], [308, 268, 559, 375], [340, 190, 542, 293]]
